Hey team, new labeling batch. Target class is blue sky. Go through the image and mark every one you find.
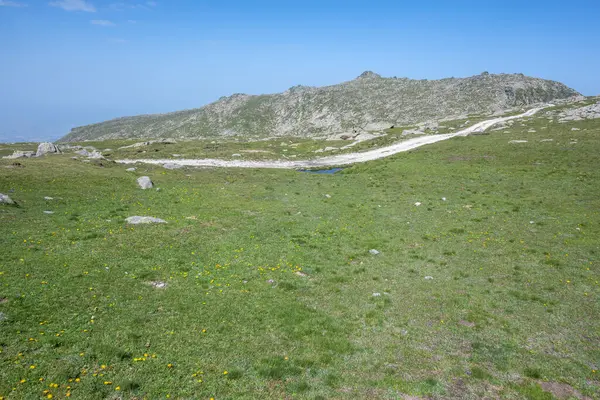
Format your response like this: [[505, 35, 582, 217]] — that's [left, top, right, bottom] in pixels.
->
[[1, 0, 599, 141]]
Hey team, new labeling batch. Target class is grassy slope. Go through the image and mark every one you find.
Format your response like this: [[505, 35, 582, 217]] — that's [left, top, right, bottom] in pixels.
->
[[0, 115, 599, 399]]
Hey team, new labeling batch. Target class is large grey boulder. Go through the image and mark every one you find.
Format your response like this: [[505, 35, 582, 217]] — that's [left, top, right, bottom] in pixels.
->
[[0, 193, 15, 205], [137, 176, 153, 189], [2, 151, 35, 159], [125, 216, 167, 224], [36, 142, 61, 157]]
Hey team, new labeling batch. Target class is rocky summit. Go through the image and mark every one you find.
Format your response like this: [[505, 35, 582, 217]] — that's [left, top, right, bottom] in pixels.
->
[[60, 72, 579, 142]]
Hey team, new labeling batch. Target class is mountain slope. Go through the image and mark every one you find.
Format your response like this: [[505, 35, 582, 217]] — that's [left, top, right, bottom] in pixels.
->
[[60, 72, 580, 142]]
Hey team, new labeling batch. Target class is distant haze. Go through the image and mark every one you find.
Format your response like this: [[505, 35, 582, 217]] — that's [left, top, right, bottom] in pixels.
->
[[1, 0, 599, 142]]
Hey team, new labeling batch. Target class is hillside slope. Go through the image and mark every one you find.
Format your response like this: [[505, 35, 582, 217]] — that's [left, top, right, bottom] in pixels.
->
[[60, 72, 579, 142]]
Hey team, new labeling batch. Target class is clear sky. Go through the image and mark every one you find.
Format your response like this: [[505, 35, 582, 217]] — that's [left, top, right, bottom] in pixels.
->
[[1, 0, 599, 142]]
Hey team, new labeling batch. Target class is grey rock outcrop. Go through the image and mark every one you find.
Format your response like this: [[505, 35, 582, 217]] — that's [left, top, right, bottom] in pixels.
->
[[36, 142, 61, 157], [137, 176, 153, 189], [118, 138, 177, 149], [559, 101, 600, 122], [2, 151, 35, 159]]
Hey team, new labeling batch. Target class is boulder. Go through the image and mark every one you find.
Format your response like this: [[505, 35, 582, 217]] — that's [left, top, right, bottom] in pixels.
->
[[125, 216, 167, 224], [0, 193, 16, 205], [137, 176, 153, 189], [36, 142, 61, 157]]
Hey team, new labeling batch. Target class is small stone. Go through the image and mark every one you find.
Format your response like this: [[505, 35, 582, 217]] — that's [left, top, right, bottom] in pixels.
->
[[414, 202, 422, 206], [126, 167, 136, 172], [372, 293, 381, 297], [324, 194, 331, 198], [43, 211, 54, 214], [0, 193, 15, 205], [125, 216, 167, 224], [369, 249, 380, 255], [232, 154, 242, 157], [441, 197, 447, 201], [508, 140, 528, 144], [44, 196, 54, 200], [163, 163, 183, 170], [150, 281, 167, 289], [530, 221, 535, 224], [424, 276, 434, 280], [137, 176, 153, 189], [459, 320, 476, 328]]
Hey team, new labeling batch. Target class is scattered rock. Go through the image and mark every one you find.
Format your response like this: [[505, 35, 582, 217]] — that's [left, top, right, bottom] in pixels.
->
[[126, 167, 137, 172], [36, 142, 61, 157], [232, 154, 242, 157], [119, 138, 177, 149], [137, 176, 153, 189], [424, 276, 434, 280], [372, 293, 381, 297], [125, 216, 167, 224], [442, 197, 447, 201], [527, 129, 537, 133], [402, 128, 424, 135], [324, 194, 331, 198], [0, 193, 15, 205], [2, 150, 35, 159], [163, 163, 183, 170], [43, 211, 54, 214], [76, 149, 91, 157], [87, 150, 105, 159], [44, 197, 53, 200], [571, 127, 581, 131], [414, 202, 422, 206], [324, 146, 338, 152], [149, 281, 167, 289], [295, 271, 308, 277], [540, 139, 554, 142], [559, 101, 600, 122], [172, 154, 182, 157], [508, 140, 528, 144], [369, 249, 380, 255]]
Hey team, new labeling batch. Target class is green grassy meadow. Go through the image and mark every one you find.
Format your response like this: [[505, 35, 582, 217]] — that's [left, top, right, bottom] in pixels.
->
[[1, 114, 599, 399]]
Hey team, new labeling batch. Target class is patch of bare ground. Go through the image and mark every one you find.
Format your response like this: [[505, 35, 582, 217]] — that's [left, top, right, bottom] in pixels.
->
[[539, 381, 592, 400]]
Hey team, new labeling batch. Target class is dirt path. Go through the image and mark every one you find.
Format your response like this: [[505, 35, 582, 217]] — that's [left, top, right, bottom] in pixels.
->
[[116, 108, 543, 169]]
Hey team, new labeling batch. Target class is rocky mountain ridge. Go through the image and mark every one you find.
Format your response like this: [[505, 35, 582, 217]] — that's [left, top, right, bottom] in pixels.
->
[[60, 72, 580, 142]]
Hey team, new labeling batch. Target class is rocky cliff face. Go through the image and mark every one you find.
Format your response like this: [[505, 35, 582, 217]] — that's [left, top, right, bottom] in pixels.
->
[[60, 72, 580, 142]]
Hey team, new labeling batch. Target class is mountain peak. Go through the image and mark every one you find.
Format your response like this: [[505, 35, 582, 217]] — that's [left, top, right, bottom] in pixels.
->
[[357, 71, 382, 80]]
